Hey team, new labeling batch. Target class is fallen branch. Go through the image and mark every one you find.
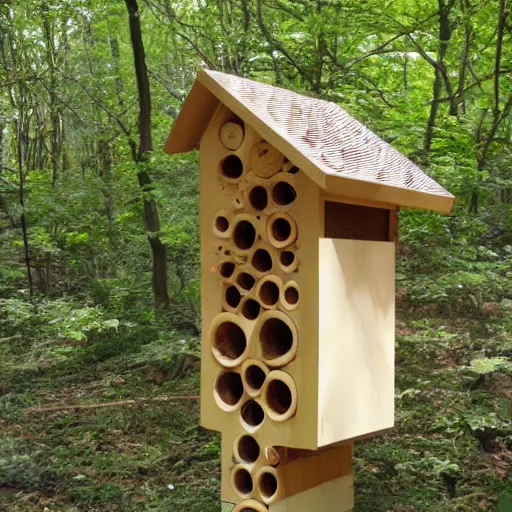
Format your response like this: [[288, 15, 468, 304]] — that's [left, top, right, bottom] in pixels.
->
[[24, 395, 200, 414]]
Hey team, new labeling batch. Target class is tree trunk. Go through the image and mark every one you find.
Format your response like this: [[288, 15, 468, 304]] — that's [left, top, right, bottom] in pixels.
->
[[16, 114, 33, 298], [423, 0, 454, 163], [125, 0, 170, 309]]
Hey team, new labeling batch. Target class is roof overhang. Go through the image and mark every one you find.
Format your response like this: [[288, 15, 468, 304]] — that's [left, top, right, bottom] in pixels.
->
[[164, 69, 455, 214]]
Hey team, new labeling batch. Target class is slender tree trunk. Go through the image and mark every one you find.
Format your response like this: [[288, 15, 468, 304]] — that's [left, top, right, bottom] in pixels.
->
[[16, 111, 33, 298], [423, 0, 454, 163], [125, 0, 170, 310], [41, 2, 61, 184], [469, 0, 508, 213]]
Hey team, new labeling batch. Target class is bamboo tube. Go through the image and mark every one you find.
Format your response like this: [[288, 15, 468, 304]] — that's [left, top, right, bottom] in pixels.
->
[[233, 433, 261, 464], [247, 184, 270, 213], [222, 284, 242, 313], [220, 154, 244, 181], [231, 464, 255, 499], [278, 249, 299, 273], [264, 446, 281, 466], [213, 209, 233, 239], [231, 214, 260, 253], [249, 244, 276, 275], [255, 466, 279, 504], [255, 275, 282, 309], [282, 161, 300, 174], [240, 297, 262, 321], [266, 213, 298, 249], [280, 281, 300, 310], [233, 499, 268, 512], [220, 121, 244, 150], [218, 260, 236, 280], [209, 312, 249, 368], [213, 370, 246, 412], [250, 141, 285, 178], [235, 269, 257, 293], [239, 399, 266, 433], [255, 310, 298, 368], [233, 190, 245, 210], [261, 370, 297, 423], [271, 180, 297, 208], [241, 359, 269, 397]]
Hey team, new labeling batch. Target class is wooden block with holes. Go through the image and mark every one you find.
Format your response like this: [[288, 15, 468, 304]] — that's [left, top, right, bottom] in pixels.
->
[[164, 69, 454, 511]]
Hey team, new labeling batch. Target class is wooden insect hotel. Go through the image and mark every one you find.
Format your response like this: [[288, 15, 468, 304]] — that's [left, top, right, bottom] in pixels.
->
[[164, 69, 455, 512]]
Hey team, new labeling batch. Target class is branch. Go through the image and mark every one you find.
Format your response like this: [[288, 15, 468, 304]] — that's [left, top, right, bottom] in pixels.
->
[[60, 72, 138, 161], [430, 68, 512, 104], [148, 69, 185, 102], [256, 0, 316, 90], [493, 0, 506, 120], [24, 395, 200, 414], [407, 34, 454, 100]]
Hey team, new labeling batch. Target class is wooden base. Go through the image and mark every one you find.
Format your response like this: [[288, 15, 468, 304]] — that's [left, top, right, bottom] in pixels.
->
[[221, 432, 352, 504], [222, 473, 354, 512], [270, 474, 353, 512]]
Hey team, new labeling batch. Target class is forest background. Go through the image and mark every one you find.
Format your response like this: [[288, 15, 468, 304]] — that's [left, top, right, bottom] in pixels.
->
[[0, 0, 511, 511]]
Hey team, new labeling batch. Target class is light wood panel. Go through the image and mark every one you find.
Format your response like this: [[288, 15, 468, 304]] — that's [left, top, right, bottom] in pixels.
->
[[199, 103, 321, 451], [269, 474, 354, 512], [318, 238, 395, 446], [163, 80, 219, 154]]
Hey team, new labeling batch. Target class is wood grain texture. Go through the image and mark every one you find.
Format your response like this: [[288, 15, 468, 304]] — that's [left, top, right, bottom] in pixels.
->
[[165, 69, 455, 213], [318, 238, 395, 445]]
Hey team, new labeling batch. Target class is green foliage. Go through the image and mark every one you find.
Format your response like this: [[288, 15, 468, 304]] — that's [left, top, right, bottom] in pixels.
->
[[1, 0, 512, 510], [468, 357, 512, 375]]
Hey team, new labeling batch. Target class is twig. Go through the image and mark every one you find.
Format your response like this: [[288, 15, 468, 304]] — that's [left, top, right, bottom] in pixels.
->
[[24, 395, 200, 414]]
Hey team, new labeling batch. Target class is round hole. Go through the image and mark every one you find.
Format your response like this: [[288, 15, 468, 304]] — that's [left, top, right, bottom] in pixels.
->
[[258, 281, 279, 306], [221, 155, 243, 179], [213, 321, 247, 363], [251, 249, 272, 272], [271, 218, 291, 242], [266, 379, 292, 415], [280, 251, 294, 267], [219, 261, 235, 278], [233, 467, 253, 496], [287, 166, 299, 174], [241, 400, 265, 427], [215, 371, 244, 407], [225, 286, 242, 309], [259, 472, 278, 500], [284, 286, 299, 305], [233, 220, 256, 250], [245, 365, 266, 392], [215, 216, 229, 233], [237, 435, 260, 463], [249, 186, 268, 211], [242, 299, 261, 320], [272, 182, 297, 206], [260, 318, 293, 361], [237, 272, 256, 291]]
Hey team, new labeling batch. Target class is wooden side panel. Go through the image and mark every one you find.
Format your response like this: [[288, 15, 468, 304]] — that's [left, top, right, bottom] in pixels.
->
[[269, 474, 354, 512], [318, 239, 395, 445]]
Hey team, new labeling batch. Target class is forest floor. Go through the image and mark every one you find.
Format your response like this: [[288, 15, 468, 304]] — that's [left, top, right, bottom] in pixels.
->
[[0, 313, 511, 512]]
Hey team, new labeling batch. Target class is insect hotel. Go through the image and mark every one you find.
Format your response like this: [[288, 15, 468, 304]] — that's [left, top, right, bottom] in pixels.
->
[[164, 70, 454, 512]]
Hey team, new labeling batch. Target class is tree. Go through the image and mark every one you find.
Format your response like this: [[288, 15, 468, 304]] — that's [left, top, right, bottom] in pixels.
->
[[125, 0, 170, 309]]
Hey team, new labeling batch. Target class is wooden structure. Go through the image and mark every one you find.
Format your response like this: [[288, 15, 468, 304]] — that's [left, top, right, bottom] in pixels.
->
[[164, 69, 454, 511]]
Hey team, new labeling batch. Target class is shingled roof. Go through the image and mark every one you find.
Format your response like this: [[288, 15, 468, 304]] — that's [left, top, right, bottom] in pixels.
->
[[164, 69, 454, 213]]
